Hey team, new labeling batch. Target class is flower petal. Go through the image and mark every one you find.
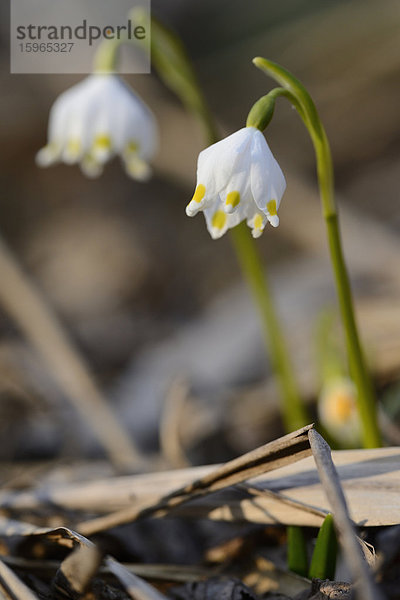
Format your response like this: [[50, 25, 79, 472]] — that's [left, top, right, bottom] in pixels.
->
[[35, 143, 60, 167], [80, 154, 103, 178], [186, 183, 208, 216], [204, 199, 228, 239], [250, 129, 286, 216], [124, 155, 152, 181], [247, 210, 268, 238], [197, 127, 254, 197], [204, 195, 249, 239]]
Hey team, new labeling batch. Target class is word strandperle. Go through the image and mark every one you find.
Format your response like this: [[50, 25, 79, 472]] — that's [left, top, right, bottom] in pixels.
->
[[16, 19, 146, 46]]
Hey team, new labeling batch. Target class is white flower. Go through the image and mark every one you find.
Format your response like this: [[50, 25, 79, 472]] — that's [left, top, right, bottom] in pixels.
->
[[318, 377, 361, 446], [36, 74, 158, 180], [186, 126, 286, 239]]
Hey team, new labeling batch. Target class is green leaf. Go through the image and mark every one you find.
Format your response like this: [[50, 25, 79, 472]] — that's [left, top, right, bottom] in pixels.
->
[[308, 513, 338, 580], [287, 525, 308, 577]]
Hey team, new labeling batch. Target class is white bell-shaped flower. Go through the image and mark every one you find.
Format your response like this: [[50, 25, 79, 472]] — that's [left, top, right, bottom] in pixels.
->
[[36, 74, 158, 180], [186, 126, 286, 239]]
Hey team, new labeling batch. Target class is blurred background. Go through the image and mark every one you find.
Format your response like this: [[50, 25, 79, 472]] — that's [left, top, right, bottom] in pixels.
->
[[0, 0, 399, 466]]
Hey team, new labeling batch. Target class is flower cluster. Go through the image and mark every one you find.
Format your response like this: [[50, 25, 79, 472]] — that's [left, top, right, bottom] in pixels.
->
[[36, 74, 158, 180], [186, 126, 286, 239]]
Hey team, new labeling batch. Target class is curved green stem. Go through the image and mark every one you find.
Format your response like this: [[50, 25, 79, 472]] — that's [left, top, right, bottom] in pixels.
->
[[93, 7, 149, 74], [246, 87, 306, 131], [253, 57, 381, 448], [149, 18, 218, 145], [93, 38, 122, 73]]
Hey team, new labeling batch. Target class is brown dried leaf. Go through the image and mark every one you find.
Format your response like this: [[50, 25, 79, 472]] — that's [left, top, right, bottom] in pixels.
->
[[77, 425, 313, 535], [53, 543, 102, 599]]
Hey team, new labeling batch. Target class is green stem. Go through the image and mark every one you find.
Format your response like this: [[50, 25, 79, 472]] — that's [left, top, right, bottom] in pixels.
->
[[253, 57, 381, 448], [148, 22, 308, 432], [287, 525, 308, 577], [93, 38, 122, 73], [325, 215, 380, 447], [149, 17, 218, 145], [230, 223, 309, 431], [93, 7, 149, 74]]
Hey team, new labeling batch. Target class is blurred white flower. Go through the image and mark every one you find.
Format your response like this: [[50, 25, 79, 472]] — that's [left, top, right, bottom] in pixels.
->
[[36, 74, 158, 180], [318, 377, 361, 446], [186, 126, 286, 239]]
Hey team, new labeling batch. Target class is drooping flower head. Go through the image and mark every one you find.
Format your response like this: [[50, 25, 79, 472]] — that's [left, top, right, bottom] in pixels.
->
[[36, 74, 158, 180], [186, 126, 286, 239]]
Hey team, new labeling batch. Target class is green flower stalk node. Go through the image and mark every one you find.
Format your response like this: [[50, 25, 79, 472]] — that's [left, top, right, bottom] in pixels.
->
[[246, 93, 276, 131]]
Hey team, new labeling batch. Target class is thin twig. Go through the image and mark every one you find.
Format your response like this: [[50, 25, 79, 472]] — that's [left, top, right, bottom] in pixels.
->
[[0, 559, 40, 600], [159, 378, 190, 468], [105, 558, 169, 600], [1, 557, 212, 584], [0, 236, 143, 472]]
